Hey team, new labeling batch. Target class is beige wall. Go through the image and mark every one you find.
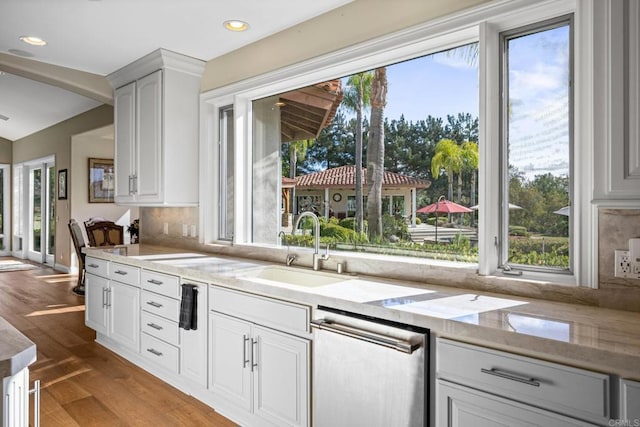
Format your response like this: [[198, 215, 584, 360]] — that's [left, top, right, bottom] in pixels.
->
[[201, 0, 492, 92], [13, 104, 113, 270], [0, 138, 12, 163]]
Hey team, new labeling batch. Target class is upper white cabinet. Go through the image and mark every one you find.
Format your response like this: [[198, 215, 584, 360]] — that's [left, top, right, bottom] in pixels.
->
[[108, 49, 205, 206], [594, 0, 640, 200]]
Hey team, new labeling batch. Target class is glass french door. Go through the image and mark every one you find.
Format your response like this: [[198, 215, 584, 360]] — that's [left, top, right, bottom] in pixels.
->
[[28, 161, 55, 264], [15, 158, 56, 264], [0, 164, 9, 256]]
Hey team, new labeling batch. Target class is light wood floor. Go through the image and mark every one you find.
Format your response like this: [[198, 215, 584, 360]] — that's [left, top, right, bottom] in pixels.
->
[[0, 258, 236, 426]]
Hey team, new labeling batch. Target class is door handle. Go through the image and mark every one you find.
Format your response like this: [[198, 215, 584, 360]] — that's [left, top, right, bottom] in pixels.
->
[[147, 279, 163, 285], [146, 348, 163, 357], [146, 301, 163, 308], [147, 323, 163, 330], [114, 270, 128, 275], [480, 368, 540, 387], [29, 379, 40, 427], [242, 335, 250, 368], [251, 338, 258, 372]]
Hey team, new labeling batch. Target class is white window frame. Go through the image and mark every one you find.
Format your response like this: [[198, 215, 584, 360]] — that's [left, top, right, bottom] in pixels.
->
[[200, 0, 596, 287]]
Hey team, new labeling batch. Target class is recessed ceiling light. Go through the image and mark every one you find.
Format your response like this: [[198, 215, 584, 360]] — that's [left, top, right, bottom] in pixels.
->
[[19, 35, 47, 46], [223, 20, 249, 32], [8, 49, 34, 57]]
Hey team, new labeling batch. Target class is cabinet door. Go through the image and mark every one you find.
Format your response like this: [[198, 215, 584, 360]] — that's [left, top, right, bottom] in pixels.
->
[[109, 281, 140, 352], [180, 281, 207, 387], [114, 81, 136, 202], [253, 325, 309, 427], [437, 380, 597, 427], [85, 274, 108, 335], [135, 70, 163, 202], [209, 312, 252, 412], [621, 379, 640, 420], [1, 367, 29, 427]]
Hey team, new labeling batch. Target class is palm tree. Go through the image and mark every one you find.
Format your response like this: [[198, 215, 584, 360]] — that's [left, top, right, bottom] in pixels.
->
[[342, 72, 373, 233], [367, 67, 387, 240], [430, 138, 463, 203], [287, 139, 314, 179], [460, 141, 479, 206]]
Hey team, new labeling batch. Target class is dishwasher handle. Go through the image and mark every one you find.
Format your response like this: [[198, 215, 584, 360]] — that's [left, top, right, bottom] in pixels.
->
[[311, 319, 419, 354]]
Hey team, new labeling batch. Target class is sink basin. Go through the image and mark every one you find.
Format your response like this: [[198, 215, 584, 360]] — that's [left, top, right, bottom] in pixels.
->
[[239, 266, 347, 288]]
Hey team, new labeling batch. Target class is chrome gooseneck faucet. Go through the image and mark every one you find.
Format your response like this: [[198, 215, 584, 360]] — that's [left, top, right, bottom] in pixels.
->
[[293, 211, 329, 271]]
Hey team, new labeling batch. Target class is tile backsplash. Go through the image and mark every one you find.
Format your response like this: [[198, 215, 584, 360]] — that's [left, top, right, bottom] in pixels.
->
[[140, 207, 640, 312]]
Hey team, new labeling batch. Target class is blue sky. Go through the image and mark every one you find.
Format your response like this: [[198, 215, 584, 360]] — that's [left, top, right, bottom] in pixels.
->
[[384, 48, 479, 123]]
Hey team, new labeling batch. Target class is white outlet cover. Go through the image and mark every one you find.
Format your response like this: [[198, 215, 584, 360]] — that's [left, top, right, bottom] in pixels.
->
[[615, 250, 631, 278], [182, 224, 188, 237]]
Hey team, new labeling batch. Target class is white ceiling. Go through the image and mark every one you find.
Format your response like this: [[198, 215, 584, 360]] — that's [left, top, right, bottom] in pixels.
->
[[0, 0, 352, 141]]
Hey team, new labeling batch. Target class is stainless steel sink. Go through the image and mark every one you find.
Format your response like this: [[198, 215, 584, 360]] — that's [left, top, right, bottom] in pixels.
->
[[238, 266, 347, 288]]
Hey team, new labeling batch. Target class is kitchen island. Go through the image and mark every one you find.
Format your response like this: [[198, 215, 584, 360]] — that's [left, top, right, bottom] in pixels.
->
[[85, 244, 640, 425]]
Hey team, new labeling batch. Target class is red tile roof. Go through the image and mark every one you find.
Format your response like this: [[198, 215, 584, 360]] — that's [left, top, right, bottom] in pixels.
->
[[294, 165, 430, 189]]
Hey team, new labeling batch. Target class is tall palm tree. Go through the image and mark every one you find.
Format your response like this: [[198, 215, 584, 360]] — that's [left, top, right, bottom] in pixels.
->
[[367, 67, 387, 240], [460, 141, 479, 207], [342, 72, 373, 233], [287, 139, 314, 179]]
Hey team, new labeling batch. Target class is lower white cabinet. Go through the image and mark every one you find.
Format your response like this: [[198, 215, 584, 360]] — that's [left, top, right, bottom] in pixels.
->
[[438, 380, 597, 426], [436, 338, 611, 426], [86, 273, 140, 351], [2, 368, 28, 427], [621, 379, 640, 421], [210, 311, 310, 427]]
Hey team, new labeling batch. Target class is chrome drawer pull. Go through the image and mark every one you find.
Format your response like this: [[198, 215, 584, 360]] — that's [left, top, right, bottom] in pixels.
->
[[147, 348, 163, 356], [114, 270, 128, 275], [146, 301, 163, 308], [480, 368, 540, 387], [88, 264, 99, 268], [147, 279, 163, 285], [29, 379, 40, 427], [147, 323, 163, 330], [251, 338, 258, 372]]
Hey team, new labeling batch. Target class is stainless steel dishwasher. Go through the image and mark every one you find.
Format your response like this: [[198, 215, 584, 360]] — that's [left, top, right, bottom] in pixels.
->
[[311, 306, 429, 427]]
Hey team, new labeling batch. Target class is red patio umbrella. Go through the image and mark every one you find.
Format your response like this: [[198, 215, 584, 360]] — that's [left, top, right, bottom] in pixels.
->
[[416, 197, 472, 242], [417, 199, 473, 214]]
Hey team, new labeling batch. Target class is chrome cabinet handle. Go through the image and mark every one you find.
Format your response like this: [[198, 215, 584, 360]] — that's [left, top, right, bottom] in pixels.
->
[[114, 270, 128, 275], [251, 338, 258, 371], [311, 320, 418, 354], [29, 379, 40, 427], [106, 288, 112, 308], [146, 301, 162, 308], [146, 348, 162, 356], [88, 263, 99, 268], [147, 279, 163, 285], [147, 323, 163, 330], [480, 368, 541, 387], [242, 335, 250, 368], [102, 287, 108, 307]]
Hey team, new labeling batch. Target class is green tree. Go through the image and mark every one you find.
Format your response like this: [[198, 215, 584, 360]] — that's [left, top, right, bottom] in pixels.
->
[[430, 138, 463, 203], [367, 67, 387, 240], [342, 72, 373, 233]]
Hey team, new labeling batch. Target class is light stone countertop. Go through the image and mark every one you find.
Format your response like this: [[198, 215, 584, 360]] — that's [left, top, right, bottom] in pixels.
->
[[87, 244, 640, 380], [0, 316, 36, 378]]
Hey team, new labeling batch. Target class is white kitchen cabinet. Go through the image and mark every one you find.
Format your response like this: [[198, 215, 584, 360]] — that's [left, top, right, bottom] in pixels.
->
[[108, 49, 205, 206], [437, 380, 597, 427], [593, 0, 640, 199], [210, 303, 310, 427], [621, 379, 640, 421], [85, 257, 140, 352], [436, 338, 611, 426], [179, 280, 208, 387], [2, 367, 28, 427]]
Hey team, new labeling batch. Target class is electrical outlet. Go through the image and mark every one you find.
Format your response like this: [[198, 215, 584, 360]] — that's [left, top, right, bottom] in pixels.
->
[[615, 250, 631, 278], [163, 222, 169, 234], [182, 224, 188, 237], [190, 225, 197, 238]]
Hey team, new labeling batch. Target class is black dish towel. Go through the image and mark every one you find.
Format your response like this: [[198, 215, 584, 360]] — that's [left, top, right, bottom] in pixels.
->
[[179, 284, 198, 330]]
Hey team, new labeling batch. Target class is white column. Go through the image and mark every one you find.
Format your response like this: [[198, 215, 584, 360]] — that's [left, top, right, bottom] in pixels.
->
[[411, 188, 417, 228], [324, 188, 330, 219]]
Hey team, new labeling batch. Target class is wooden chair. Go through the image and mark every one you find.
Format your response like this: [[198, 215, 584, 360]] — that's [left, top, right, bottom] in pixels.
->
[[85, 221, 124, 247], [68, 219, 86, 296]]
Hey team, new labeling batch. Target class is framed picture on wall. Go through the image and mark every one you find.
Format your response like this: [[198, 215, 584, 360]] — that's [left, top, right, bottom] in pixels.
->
[[58, 169, 68, 200], [88, 158, 115, 203]]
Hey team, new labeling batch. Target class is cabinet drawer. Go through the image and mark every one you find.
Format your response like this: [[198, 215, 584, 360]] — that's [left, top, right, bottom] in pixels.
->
[[110, 262, 140, 286], [621, 379, 640, 420], [141, 270, 180, 299], [141, 290, 179, 321], [209, 285, 310, 336], [85, 257, 109, 278], [141, 310, 179, 346], [141, 333, 179, 374], [437, 338, 610, 423]]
